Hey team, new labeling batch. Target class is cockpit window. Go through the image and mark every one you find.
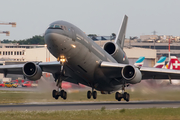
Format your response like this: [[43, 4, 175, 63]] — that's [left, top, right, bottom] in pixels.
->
[[48, 24, 67, 31], [48, 24, 62, 30], [55, 25, 61, 29]]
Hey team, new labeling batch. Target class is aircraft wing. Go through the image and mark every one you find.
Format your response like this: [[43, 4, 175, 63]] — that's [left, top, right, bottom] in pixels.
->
[[0, 61, 87, 85], [0, 64, 24, 75], [100, 61, 180, 80], [140, 66, 180, 79], [0, 61, 61, 76]]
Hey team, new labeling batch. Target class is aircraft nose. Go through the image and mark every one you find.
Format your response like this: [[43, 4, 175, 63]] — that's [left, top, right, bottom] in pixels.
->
[[44, 31, 71, 58], [44, 32, 59, 45]]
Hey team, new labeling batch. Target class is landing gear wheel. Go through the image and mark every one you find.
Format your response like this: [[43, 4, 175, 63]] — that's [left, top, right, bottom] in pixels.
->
[[61, 90, 67, 100], [87, 91, 92, 99], [123, 92, 130, 102], [115, 92, 120, 100], [60, 90, 65, 98], [63, 91, 67, 100], [54, 96, 59, 100], [115, 92, 122, 101], [125, 93, 130, 102], [118, 96, 122, 101], [93, 91, 97, 99], [52, 89, 56, 98], [52, 90, 59, 100]]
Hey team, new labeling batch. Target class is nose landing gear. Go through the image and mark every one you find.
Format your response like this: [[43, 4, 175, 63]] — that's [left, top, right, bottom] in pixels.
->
[[52, 75, 67, 100], [52, 56, 67, 100]]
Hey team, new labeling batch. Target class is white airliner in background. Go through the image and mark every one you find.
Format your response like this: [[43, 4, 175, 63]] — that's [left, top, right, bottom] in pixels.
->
[[0, 15, 180, 102]]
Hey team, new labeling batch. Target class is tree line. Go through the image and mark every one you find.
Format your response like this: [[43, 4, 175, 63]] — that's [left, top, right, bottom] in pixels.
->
[[1, 35, 45, 45], [1, 33, 116, 45]]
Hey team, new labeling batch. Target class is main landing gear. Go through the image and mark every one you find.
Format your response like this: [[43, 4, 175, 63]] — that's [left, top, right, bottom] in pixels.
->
[[115, 85, 130, 102], [52, 56, 67, 100], [87, 89, 97, 99], [52, 89, 67, 100]]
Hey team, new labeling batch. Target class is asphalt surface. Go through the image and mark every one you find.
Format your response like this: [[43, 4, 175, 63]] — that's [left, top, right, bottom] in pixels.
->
[[0, 101, 180, 111]]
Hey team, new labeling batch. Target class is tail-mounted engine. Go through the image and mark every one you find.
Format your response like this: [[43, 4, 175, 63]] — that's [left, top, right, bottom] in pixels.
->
[[103, 42, 127, 63], [22, 62, 42, 81], [121, 65, 142, 84]]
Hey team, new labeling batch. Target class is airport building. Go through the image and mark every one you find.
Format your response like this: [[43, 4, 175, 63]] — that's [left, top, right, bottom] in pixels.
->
[[0, 43, 45, 62], [124, 42, 180, 61]]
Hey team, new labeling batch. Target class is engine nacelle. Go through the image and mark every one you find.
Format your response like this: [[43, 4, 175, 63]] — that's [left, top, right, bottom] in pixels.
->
[[121, 65, 142, 84], [22, 62, 42, 81], [103, 42, 128, 63]]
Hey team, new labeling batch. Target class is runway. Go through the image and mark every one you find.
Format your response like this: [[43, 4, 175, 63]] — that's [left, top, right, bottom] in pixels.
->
[[0, 101, 180, 111]]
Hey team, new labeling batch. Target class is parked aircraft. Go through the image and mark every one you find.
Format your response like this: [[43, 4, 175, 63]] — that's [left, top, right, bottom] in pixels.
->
[[0, 15, 180, 102], [134, 57, 145, 67], [167, 56, 180, 70], [134, 56, 166, 68], [154, 56, 166, 68]]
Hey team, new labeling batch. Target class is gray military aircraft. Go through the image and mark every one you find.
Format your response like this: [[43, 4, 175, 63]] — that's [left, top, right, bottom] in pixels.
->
[[1, 15, 180, 102]]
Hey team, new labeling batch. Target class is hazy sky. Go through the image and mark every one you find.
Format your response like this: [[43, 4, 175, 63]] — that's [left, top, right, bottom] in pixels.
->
[[0, 0, 179, 40]]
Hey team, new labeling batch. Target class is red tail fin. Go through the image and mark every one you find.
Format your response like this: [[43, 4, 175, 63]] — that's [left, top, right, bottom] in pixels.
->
[[168, 56, 180, 70]]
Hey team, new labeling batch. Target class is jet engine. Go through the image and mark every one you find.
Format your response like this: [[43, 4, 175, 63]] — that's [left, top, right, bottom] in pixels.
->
[[22, 62, 42, 81], [103, 42, 127, 63], [121, 65, 142, 84]]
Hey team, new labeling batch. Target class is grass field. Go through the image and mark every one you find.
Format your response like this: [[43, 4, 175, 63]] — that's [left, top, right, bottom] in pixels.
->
[[0, 108, 180, 120], [1, 85, 180, 104]]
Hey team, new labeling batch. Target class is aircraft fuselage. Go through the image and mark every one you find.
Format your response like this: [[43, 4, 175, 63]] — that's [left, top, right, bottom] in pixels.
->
[[44, 21, 128, 92]]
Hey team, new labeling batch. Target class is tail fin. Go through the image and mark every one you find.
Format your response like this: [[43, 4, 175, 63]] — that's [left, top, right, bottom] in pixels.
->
[[134, 56, 145, 67], [153, 56, 166, 68], [168, 56, 180, 70], [115, 15, 128, 49]]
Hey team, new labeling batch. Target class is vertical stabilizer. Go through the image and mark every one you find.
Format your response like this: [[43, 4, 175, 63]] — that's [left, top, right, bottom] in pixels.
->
[[115, 15, 128, 49], [134, 56, 145, 67], [153, 56, 166, 68], [168, 56, 180, 70]]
